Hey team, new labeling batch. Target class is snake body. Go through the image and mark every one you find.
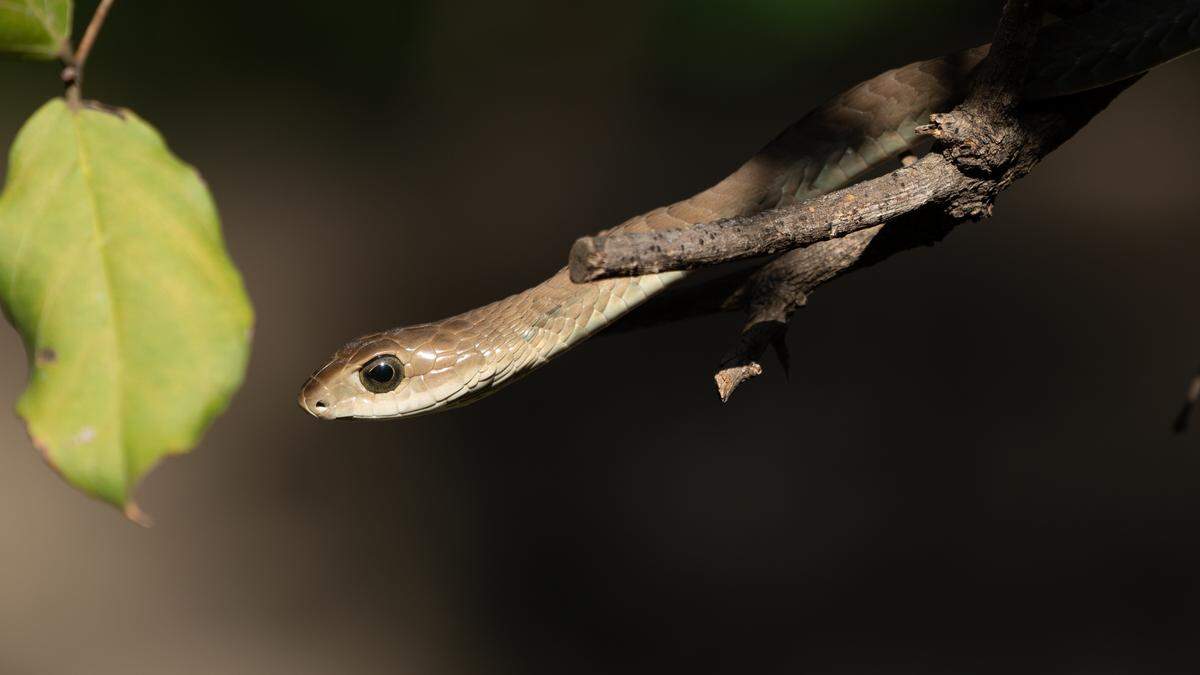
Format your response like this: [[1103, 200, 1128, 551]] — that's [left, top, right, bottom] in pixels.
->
[[301, 0, 1200, 420]]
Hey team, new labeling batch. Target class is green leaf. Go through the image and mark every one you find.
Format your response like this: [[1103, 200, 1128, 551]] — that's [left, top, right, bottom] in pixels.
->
[[0, 0, 71, 58], [0, 99, 254, 515]]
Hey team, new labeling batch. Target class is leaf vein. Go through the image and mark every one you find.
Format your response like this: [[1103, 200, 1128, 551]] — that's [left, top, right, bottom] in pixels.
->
[[69, 110, 130, 493]]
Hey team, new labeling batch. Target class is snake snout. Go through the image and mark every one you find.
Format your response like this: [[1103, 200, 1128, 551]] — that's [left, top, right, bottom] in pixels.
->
[[298, 376, 335, 419]]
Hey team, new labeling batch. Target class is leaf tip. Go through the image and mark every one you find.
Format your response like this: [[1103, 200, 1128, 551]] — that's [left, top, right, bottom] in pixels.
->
[[123, 501, 154, 527]]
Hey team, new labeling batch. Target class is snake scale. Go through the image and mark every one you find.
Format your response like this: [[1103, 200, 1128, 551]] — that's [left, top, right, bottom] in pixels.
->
[[301, 0, 1200, 420]]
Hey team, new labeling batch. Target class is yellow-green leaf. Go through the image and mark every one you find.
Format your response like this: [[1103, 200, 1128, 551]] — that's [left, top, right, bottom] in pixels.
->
[[0, 99, 254, 514], [0, 0, 71, 58]]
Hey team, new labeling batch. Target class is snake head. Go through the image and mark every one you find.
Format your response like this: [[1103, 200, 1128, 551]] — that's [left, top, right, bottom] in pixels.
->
[[299, 322, 489, 420]]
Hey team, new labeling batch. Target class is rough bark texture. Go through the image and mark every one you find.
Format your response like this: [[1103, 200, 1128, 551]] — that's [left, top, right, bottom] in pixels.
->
[[569, 158, 966, 282]]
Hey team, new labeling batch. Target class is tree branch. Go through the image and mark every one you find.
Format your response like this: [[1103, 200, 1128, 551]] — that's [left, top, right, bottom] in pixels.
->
[[606, 0, 1055, 399], [714, 215, 958, 400], [568, 1, 1046, 284], [568, 157, 965, 282], [603, 74, 1135, 400], [599, 85, 1147, 408], [583, 0, 1154, 402], [568, 0, 1180, 406], [62, 0, 117, 106], [74, 0, 116, 70], [962, 0, 1045, 115]]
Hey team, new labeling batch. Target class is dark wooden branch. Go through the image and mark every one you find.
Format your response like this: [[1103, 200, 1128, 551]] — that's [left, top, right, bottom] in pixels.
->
[[569, 157, 965, 282], [568, 1, 1047, 284], [962, 0, 1044, 115], [713, 69, 1154, 397], [716, 0, 1046, 399], [603, 76, 1137, 400], [574, 0, 1163, 404], [609, 211, 959, 335], [606, 0, 1131, 401], [713, 227, 883, 400], [713, 214, 960, 400]]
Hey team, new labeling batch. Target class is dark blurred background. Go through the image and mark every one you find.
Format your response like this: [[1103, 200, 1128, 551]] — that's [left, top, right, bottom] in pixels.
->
[[2, 1, 1199, 673]]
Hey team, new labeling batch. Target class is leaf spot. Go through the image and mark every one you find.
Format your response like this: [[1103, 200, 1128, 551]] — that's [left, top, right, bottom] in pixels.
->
[[72, 426, 96, 446]]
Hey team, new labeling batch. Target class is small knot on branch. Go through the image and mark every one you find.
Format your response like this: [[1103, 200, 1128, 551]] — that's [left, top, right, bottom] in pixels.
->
[[919, 110, 1023, 178], [915, 107, 1033, 220]]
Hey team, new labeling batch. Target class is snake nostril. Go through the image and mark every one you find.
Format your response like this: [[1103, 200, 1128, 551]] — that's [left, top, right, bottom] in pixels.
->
[[314, 400, 328, 411]]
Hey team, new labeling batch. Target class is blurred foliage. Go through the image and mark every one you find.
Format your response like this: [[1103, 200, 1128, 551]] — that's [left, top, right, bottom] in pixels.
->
[[0, 1, 999, 105], [0, 0, 71, 58], [650, 0, 993, 89], [72, 1, 430, 98]]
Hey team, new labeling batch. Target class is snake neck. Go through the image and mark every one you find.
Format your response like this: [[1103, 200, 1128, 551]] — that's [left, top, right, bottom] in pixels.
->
[[457, 269, 685, 395]]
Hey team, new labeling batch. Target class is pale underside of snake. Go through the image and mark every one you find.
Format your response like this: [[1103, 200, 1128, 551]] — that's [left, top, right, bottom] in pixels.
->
[[300, 0, 1200, 420]]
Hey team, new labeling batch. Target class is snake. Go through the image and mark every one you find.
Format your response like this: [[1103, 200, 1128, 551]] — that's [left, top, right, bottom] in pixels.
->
[[300, 0, 1200, 420]]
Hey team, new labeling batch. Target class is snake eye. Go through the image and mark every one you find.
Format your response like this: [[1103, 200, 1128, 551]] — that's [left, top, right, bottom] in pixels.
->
[[360, 354, 403, 393]]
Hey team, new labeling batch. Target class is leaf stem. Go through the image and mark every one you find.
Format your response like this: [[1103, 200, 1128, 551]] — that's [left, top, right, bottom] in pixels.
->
[[74, 0, 116, 71], [63, 0, 117, 106]]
